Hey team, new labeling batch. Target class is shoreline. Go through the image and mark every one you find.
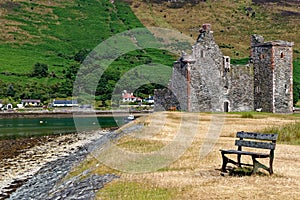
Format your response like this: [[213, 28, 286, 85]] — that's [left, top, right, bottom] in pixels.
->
[[0, 110, 152, 119], [0, 130, 109, 199], [1, 122, 143, 199]]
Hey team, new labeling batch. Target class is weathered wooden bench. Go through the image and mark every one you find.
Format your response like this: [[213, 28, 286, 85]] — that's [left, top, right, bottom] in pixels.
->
[[220, 131, 278, 175]]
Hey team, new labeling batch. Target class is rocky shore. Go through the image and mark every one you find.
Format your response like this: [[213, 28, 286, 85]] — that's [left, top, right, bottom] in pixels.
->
[[0, 130, 119, 200]]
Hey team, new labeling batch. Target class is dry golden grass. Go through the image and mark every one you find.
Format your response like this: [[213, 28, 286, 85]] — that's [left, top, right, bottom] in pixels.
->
[[87, 112, 300, 199], [130, 0, 300, 59]]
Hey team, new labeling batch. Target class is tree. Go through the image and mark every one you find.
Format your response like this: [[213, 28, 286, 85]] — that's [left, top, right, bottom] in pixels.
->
[[293, 81, 300, 106], [74, 49, 90, 63], [32, 63, 49, 78], [7, 84, 15, 97]]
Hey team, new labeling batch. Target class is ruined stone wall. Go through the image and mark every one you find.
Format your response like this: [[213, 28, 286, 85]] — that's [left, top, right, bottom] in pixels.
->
[[273, 46, 293, 113], [154, 61, 187, 111], [189, 36, 224, 112], [154, 25, 293, 114], [252, 38, 294, 113], [154, 88, 181, 111], [252, 46, 274, 112], [225, 65, 254, 112]]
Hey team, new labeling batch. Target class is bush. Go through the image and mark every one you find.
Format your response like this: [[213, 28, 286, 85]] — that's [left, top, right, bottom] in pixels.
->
[[31, 63, 48, 78], [241, 113, 254, 118]]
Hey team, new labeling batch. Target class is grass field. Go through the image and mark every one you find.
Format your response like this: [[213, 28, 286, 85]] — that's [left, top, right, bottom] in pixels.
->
[[66, 111, 300, 199]]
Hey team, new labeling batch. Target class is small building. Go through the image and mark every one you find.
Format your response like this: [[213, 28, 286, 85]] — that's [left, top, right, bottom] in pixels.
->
[[122, 90, 141, 102], [144, 96, 154, 103], [21, 99, 41, 107], [6, 103, 13, 110], [52, 99, 79, 107]]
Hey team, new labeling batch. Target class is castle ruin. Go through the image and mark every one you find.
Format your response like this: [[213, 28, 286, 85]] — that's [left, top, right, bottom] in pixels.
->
[[154, 24, 294, 113]]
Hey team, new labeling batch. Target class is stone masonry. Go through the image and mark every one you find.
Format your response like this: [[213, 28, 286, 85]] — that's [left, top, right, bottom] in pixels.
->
[[154, 24, 294, 113]]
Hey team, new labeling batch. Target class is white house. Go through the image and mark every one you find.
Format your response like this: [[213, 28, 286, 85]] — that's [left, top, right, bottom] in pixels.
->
[[122, 90, 142, 102], [21, 99, 41, 107]]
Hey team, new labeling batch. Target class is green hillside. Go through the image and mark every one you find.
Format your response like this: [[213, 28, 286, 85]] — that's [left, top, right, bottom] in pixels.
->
[[0, 0, 299, 105], [0, 0, 168, 103]]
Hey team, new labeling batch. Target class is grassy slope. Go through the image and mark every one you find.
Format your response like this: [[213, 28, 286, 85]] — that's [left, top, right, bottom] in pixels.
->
[[0, 0, 299, 99], [130, 0, 300, 59], [0, 0, 144, 97]]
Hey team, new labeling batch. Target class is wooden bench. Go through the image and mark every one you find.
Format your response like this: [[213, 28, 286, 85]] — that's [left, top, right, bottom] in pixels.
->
[[220, 131, 278, 175]]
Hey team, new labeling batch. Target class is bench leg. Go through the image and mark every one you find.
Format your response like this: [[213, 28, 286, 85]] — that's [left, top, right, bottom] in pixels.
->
[[237, 154, 242, 168], [252, 156, 271, 175], [221, 153, 229, 172], [269, 150, 275, 175]]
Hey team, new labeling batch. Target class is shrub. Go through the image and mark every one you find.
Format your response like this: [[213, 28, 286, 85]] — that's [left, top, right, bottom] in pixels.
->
[[31, 63, 48, 78], [241, 113, 254, 118]]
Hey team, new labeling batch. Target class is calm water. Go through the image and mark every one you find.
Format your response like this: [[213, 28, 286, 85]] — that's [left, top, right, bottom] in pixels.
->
[[0, 116, 126, 139]]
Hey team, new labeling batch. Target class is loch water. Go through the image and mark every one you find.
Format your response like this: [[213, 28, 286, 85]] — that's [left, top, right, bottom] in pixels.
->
[[0, 116, 126, 139]]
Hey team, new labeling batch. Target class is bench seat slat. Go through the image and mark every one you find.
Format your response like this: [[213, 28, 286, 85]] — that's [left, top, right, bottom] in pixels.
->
[[235, 140, 276, 149], [220, 149, 270, 158], [237, 131, 278, 141]]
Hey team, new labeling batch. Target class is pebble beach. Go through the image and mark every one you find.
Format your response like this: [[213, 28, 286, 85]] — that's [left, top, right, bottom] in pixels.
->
[[0, 129, 117, 199]]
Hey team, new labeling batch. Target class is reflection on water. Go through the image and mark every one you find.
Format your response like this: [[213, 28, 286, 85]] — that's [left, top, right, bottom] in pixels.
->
[[0, 117, 125, 139]]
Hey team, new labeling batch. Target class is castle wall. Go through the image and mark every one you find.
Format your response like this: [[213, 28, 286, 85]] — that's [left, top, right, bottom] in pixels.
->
[[252, 46, 274, 112], [189, 38, 224, 112], [252, 38, 294, 113], [225, 65, 254, 112], [154, 25, 293, 113], [154, 61, 187, 111], [273, 46, 293, 113]]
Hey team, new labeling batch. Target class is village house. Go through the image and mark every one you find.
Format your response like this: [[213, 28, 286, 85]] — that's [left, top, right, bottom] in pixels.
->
[[21, 99, 41, 107], [52, 99, 79, 107], [121, 90, 142, 103]]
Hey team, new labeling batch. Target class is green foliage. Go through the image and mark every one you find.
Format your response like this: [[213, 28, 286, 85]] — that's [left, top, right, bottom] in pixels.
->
[[293, 60, 300, 105], [98, 181, 174, 200], [74, 49, 90, 63], [241, 112, 254, 118], [31, 63, 49, 78], [231, 58, 249, 65], [0, 0, 148, 101], [6, 84, 15, 97], [260, 122, 300, 145]]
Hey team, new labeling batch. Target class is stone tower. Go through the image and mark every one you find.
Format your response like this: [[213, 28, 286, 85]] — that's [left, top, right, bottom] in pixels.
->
[[251, 35, 294, 113], [154, 24, 294, 114]]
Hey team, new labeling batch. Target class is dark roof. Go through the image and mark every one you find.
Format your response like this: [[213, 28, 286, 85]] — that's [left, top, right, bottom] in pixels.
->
[[21, 99, 41, 103], [53, 100, 78, 104]]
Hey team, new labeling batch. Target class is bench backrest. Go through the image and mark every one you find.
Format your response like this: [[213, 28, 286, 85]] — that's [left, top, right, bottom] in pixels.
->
[[235, 131, 278, 150]]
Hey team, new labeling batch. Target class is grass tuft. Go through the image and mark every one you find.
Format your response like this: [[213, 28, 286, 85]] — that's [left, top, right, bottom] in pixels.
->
[[241, 112, 254, 118], [97, 181, 174, 200], [260, 122, 300, 145]]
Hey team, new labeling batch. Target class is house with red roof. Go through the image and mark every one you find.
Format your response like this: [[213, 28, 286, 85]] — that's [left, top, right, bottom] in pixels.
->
[[122, 90, 142, 103]]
